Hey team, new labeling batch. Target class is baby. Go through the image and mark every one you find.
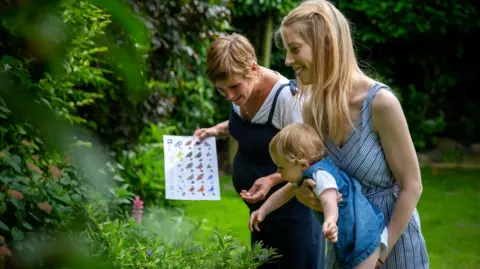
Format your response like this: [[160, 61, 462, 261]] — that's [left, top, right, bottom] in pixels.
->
[[249, 123, 388, 269]]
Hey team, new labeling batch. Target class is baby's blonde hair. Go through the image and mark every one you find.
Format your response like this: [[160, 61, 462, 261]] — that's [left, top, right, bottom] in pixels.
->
[[278, 0, 365, 143], [206, 33, 258, 84], [269, 123, 325, 164]]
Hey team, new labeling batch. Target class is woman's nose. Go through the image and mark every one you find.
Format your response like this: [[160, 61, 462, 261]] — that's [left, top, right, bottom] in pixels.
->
[[285, 52, 294, 66], [225, 88, 235, 100]]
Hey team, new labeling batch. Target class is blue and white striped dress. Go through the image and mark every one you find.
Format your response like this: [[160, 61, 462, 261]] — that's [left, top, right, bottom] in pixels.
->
[[323, 83, 429, 269]]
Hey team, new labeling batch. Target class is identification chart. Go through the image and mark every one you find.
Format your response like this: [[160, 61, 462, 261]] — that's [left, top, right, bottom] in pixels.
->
[[163, 135, 221, 200]]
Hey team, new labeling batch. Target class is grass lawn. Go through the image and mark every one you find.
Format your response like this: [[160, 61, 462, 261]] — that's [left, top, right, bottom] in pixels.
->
[[183, 176, 250, 244], [183, 168, 480, 268]]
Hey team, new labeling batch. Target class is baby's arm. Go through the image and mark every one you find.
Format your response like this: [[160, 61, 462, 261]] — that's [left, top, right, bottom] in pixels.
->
[[260, 183, 295, 214], [249, 183, 295, 231], [313, 170, 339, 242], [319, 189, 339, 241]]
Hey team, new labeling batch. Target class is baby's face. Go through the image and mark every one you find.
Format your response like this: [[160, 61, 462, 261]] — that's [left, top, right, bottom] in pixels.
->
[[272, 153, 305, 184]]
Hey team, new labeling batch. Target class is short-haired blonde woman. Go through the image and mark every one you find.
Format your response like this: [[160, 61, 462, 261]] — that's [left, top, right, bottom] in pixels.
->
[[193, 33, 324, 269]]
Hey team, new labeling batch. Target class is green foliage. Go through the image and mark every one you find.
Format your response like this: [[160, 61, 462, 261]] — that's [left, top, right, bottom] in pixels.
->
[[231, 0, 297, 17], [72, 205, 278, 269], [332, 0, 480, 147], [0, 1, 137, 252], [126, 0, 232, 135], [0, 88, 134, 253]]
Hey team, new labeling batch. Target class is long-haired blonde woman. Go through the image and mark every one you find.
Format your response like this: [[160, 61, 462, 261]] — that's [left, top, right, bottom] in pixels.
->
[[278, 1, 429, 268], [194, 33, 324, 269]]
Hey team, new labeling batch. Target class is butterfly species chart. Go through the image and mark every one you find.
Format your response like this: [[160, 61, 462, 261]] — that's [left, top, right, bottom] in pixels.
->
[[163, 135, 221, 200]]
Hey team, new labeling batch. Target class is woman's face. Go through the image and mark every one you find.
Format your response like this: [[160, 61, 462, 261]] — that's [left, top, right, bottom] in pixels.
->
[[215, 71, 257, 106], [282, 26, 314, 85]]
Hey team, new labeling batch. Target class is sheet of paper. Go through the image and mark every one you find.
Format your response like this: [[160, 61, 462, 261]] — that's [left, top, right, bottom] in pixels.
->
[[163, 135, 221, 200]]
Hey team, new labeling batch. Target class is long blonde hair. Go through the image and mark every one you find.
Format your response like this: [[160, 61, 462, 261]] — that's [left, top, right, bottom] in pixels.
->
[[278, 0, 364, 142]]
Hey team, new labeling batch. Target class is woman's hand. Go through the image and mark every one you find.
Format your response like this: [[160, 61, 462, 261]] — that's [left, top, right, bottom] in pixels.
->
[[193, 127, 219, 143], [294, 179, 324, 210], [294, 179, 343, 211], [240, 177, 274, 203], [193, 121, 229, 143]]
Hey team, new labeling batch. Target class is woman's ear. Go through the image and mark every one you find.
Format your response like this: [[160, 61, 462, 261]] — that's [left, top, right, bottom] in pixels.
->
[[251, 62, 259, 72]]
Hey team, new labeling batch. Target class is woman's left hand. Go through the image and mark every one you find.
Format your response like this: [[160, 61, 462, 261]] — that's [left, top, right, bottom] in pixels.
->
[[240, 177, 273, 203], [294, 179, 324, 211], [294, 179, 343, 211]]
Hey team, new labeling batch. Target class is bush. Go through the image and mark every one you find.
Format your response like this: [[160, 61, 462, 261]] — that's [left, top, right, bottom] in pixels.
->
[[56, 205, 278, 269]]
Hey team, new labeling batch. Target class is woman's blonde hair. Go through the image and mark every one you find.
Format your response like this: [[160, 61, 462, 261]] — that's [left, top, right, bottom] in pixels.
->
[[206, 33, 258, 84], [278, 0, 364, 142], [269, 123, 325, 164]]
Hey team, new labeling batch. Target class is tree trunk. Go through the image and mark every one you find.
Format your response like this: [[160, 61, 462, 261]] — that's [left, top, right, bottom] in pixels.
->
[[261, 11, 273, 68]]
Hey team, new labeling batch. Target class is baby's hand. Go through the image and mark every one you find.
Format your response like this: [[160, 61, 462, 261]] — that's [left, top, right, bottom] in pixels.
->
[[322, 221, 338, 243], [249, 209, 266, 232]]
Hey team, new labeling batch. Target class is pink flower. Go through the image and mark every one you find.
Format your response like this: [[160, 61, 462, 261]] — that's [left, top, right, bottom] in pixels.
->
[[38, 202, 52, 214], [21, 139, 32, 147], [132, 196, 144, 223], [48, 164, 62, 179], [0, 245, 11, 257], [27, 162, 42, 173], [7, 190, 24, 200]]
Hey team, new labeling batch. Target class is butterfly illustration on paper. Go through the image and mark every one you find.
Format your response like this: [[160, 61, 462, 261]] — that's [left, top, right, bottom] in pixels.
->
[[196, 163, 203, 169], [197, 173, 204, 181], [185, 140, 193, 146], [176, 151, 183, 161], [195, 152, 201, 158], [207, 175, 213, 180], [186, 152, 193, 158], [174, 141, 182, 147], [185, 162, 193, 169]]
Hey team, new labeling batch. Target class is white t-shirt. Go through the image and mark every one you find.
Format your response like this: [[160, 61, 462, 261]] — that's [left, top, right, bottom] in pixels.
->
[[232, 77, 303, 128], [312, 170, 338, 196]]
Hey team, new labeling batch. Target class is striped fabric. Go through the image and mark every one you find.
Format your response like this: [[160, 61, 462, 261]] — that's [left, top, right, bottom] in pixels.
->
[[323, 83, 429, 269]]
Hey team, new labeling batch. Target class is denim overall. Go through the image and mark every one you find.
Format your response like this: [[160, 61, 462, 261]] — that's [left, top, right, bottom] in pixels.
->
[[301, 157, 385, 269]]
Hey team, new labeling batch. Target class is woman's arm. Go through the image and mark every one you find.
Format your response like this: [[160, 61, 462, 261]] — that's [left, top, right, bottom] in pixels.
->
[[213, 120, 230, 136], [372, 89, 423, 260], [193, 120, 229, 143], [239, 172, 287, 203], [266, 172, 287, 186]]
